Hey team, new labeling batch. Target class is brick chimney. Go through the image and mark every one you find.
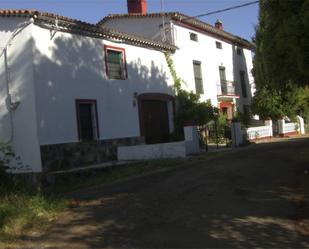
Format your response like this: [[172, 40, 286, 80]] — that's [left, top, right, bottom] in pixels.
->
[[215, 19, 223, 30], [127, 0, 147, 15]]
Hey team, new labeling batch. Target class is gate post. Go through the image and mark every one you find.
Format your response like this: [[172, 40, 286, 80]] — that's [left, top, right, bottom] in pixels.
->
[[231, 122, 243, 147], [264, 119, 273, 137], [297, 115, 305, 135], [184, 125, 200, 154], [278, 119, 285, 136]]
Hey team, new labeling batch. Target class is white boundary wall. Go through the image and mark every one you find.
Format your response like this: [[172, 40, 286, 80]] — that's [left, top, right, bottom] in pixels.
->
[[118, 141, 186, 160], [117, 126, 200, 160], [246, 122, 273, 140], [278, 117, 304, 135]]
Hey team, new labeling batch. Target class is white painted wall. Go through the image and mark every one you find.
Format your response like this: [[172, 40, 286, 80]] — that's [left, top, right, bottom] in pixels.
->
[[103, 17, 254, 110], [101, 17, 167, 42], [172, 24, 230, 105], [118, 141, 186, 160], [0, 18, 42, 173], [32, 24, 174, 146]]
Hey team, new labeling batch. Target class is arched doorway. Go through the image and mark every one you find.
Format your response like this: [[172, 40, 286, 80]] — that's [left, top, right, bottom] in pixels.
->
[[138, 93, 175, 144]]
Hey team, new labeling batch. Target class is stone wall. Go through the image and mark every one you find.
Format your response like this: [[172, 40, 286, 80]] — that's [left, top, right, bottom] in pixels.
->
[[40, 137, 144, 172]]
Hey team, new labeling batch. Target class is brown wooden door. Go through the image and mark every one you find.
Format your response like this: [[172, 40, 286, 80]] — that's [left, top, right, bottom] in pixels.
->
[[141, 100, 170, 144]]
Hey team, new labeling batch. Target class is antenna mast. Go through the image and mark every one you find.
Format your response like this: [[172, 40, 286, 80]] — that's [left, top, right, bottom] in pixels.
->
[[161, 0, 166, 42]]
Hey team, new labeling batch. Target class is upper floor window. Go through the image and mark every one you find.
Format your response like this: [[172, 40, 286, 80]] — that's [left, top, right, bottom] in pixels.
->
[[216, 41, 222, 49], [190, 32, 198, 42], [219, 66, 226, 82], [236, 47, 243, 55], [193, 60, 204, 94], [104, 45, 127, 80]]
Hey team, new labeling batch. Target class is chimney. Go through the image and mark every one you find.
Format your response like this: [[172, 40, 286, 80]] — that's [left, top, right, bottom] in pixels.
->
[[215, 19, 223, 30], [127, 0, 147, 15]]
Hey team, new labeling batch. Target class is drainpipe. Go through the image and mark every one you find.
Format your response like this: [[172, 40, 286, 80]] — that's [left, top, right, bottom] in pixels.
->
[[0, 18, 35, 144], [3, 47, 14, 144]]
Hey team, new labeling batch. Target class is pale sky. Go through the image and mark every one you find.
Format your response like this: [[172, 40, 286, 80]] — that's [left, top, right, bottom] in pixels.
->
[[0, 0, 259, 41]]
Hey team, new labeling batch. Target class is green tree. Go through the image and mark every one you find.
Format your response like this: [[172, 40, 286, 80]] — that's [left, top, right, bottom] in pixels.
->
[[173, 90, 217, 137], [252, 0, 309, 120]]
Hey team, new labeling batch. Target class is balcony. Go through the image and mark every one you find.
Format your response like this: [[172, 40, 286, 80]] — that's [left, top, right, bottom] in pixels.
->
[[217, 80, 239, 99]]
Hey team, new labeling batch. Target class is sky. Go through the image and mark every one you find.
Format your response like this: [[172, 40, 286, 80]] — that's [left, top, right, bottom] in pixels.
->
[[0, 0, 259, 41]]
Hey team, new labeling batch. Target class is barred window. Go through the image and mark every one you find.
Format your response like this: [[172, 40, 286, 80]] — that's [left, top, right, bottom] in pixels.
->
[[105, 47, 126, 79]]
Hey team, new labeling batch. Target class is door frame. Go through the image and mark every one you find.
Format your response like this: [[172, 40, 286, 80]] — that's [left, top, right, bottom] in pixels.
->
[[219, 101, 234, 119], [75, 99, 100, 141], [137, 93, 175, 137]]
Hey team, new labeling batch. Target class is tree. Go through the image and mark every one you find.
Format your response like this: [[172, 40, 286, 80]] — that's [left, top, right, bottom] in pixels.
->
[[173, 90, 217, 137], [254, 0, 309, 88], [252, 0, 309, 120]]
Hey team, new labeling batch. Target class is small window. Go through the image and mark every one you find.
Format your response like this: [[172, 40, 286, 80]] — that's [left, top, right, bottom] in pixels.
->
[[190, 32, 198, 42], [236, 47, 242, 55], [240, 70, 247, 98], [105, 46, 127, 79], [76, 100, 99, 141], [216, 41, 222, 49], [193, 60, 204, 94]]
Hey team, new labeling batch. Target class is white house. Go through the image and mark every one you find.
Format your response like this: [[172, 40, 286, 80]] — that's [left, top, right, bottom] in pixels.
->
[[100, 0, 255, 120], [0, 10, 176, 173]]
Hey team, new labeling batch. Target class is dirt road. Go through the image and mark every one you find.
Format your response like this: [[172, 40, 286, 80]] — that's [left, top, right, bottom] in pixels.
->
[[19, 137, 309, 248]]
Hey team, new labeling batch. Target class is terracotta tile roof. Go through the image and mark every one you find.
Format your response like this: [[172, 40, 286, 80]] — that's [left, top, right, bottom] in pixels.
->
[[98, 12, 253, 49], [0, 9, 176, 51]]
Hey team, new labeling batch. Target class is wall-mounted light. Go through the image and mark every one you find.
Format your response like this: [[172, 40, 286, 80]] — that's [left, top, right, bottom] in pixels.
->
[[6, 90, 20, 111]]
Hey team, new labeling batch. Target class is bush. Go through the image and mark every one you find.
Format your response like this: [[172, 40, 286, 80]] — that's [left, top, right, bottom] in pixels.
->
[[173, 90, 217, 137]]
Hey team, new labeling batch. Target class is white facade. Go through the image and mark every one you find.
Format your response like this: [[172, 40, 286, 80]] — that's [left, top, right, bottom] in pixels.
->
[[0, 17, 42, 172], [0, 14, 175, 173], [102, 14, 255, 113]]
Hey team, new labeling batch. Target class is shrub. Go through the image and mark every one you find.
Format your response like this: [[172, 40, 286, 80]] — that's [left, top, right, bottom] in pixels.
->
[[173, 89, 217, 138]]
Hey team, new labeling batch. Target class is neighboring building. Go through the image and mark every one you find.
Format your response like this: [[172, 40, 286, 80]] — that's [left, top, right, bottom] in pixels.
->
[[99, 0, 255, 119], [0, 10, 176, 173]]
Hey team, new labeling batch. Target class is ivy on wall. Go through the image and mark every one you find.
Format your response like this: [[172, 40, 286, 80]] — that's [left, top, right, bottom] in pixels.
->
[[164, 51, 217, 138], [164, 52, 182, 93]]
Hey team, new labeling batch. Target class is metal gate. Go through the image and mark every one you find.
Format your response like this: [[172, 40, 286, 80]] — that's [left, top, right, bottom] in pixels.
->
[[198, 121, 232, 150]]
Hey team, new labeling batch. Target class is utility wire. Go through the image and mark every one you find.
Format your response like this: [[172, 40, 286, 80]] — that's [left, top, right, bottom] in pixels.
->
[[182, 1, 259, 20]]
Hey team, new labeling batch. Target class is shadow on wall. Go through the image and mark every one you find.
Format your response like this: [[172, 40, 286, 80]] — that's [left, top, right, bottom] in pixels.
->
[[232, 44, 253, 111], [31, 33, 175, 171], [33, 33, 174, 144]]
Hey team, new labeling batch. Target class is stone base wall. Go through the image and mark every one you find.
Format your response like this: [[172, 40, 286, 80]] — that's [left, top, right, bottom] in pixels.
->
[[40, 137, 144, 172]]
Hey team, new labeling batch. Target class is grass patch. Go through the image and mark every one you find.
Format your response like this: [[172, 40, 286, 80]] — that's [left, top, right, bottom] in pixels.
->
[[0, 191, 68, 242]]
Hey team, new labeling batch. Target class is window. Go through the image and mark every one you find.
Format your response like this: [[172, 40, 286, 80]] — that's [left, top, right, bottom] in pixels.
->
[[219, 66, 226, 82], [216, 41, 222, 49], [104, 45, 127, 79], [190, 32, 198, 42], [240, 70, 247, 98], [236, 47, 242, 55], [193, 60, 204, 94], [76, 100, 99, 141]]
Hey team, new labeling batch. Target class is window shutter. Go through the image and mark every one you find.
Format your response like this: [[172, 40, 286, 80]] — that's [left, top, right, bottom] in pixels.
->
[[193, 61, 204, 94]]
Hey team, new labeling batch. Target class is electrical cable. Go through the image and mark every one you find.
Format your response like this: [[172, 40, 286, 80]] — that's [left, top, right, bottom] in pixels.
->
[[182, 1, 259, 20]]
